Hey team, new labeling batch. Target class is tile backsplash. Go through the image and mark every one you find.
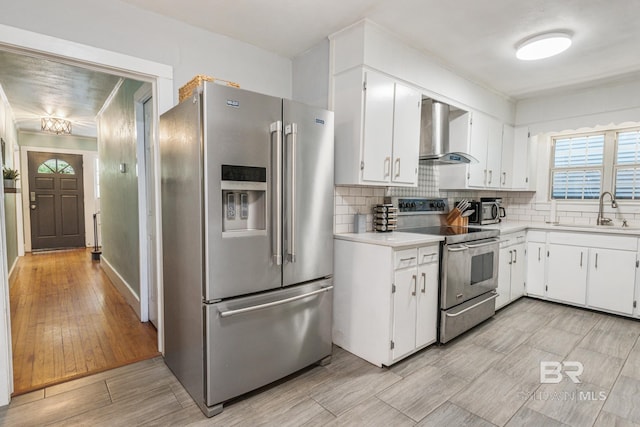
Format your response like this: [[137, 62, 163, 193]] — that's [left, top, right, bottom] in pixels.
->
[[334, 164, 640, 233]]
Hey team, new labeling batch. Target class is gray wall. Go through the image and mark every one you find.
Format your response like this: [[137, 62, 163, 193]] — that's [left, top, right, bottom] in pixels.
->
[[292, 39, 330, 109], [98, 79, 143, 295], [0, 0, 292, 100]]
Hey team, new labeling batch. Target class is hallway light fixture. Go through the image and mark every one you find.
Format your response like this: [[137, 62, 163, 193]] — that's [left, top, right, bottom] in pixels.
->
[[516, 32, 572, 60], [41, 117, 72, 135]]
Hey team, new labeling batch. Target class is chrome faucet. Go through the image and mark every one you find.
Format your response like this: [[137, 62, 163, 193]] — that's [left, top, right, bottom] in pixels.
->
[[597, 191, 617, 225]]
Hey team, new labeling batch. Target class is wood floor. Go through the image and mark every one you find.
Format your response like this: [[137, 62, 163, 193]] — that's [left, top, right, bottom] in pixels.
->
[[9, 249, 159, 395]]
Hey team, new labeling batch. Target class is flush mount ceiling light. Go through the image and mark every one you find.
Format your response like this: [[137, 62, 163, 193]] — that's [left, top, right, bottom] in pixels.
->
[[516, 32, 572, 61], [41, 117, 72, 135]]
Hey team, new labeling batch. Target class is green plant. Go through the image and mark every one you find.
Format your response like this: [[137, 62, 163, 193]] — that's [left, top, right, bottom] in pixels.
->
[[3, 167, 19, 180]]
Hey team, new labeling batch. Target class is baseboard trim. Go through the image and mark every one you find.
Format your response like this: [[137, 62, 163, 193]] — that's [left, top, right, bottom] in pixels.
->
[[101, 256, 141, 319], [8, 256, 18, 285]]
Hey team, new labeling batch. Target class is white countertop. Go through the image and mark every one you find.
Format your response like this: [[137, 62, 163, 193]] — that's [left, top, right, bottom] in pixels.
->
[[478, 220, 640, 237], [334, 221, 640, 247], [334, 231, 444, 248]]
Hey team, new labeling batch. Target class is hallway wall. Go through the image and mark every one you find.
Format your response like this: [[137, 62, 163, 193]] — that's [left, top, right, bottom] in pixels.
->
[[0, 87, 19, 275], [98, 79, 144, 299]]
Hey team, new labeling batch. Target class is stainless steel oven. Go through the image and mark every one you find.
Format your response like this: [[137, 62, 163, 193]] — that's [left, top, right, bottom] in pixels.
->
[[439, 236, 499, 343]]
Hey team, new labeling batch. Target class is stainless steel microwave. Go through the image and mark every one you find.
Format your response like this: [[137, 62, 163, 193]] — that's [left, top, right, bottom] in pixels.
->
[[469, 199, 505, 225]]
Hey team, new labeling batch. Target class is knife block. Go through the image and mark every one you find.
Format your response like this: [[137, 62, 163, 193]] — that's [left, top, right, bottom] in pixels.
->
[[447, 215, 468, 228]]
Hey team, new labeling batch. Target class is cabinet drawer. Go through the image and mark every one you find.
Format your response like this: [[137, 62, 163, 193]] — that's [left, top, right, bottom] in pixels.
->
[[394, 248, 418, 269], [418, 245, 439, 265], [527, 231, 546, 243]]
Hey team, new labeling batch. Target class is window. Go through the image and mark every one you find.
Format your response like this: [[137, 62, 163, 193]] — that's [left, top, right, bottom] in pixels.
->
[[615, 130, 640, 199], [37, 158, 75, 175], [550, 134, 604, 199]]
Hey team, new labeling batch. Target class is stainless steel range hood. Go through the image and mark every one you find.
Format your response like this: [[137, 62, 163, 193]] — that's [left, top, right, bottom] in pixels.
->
[[419, 99, 477, 165]]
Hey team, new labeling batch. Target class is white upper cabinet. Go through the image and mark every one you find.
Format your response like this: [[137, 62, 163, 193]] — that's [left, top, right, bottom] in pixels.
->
[[392, 83, 422, 185], [334, 67, 421, 187], [501, 125, 530, 190], [440, 114, 531, 191], [361, 71, 395, 183], [468, 112, 502, 188]]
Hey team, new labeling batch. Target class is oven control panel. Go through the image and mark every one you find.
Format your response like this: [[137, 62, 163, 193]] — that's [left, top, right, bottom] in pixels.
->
[[396, 198, 448, 213]]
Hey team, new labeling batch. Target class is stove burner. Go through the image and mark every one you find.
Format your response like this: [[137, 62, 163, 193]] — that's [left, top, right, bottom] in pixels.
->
[[403, 225, 499, 244]]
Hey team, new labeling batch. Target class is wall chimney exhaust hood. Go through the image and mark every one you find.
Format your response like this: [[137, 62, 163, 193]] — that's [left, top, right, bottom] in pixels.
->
[[419, 99, 477, 165]]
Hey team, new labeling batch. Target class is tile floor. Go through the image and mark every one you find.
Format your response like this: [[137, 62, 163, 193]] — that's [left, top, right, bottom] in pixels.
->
[[2, 297, 640, 426]]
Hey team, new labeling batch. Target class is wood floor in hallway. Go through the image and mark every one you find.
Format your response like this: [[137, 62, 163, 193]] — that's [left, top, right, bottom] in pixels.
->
[[9, 249, 159, 395]]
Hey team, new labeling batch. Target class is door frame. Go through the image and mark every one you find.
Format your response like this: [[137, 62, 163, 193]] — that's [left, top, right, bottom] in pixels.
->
[[21, 147, 97, 253], [0, 23, 173, 406], [134, 84, 155, 325]]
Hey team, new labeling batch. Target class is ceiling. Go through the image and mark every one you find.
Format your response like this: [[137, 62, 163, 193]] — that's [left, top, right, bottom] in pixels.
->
[[122, 0, 640, 98], [1, 0, 639, 140], [0, 51, 122, 139]]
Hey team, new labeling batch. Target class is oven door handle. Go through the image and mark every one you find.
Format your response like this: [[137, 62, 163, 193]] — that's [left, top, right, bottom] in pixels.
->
[[464, 238, 499, 249], [444, 292, 499, 318], [447, 245, 468, 253]]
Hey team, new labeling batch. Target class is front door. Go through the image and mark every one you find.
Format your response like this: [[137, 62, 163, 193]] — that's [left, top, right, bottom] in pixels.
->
[[28, 152, 85, 250]]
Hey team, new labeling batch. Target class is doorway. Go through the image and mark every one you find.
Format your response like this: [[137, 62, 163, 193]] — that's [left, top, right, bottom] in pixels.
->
[[27, 152, 85, 251], [0, 26, 173, 405]]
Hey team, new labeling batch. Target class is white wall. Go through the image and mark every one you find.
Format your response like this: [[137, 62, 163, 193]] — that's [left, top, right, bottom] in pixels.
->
[[0, 0, 292, 100], [515, 76, 640, 134]]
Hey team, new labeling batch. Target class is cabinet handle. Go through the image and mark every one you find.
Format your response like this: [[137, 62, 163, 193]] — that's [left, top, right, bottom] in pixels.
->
[[508, 250, 513, 265], [422, 253, 437, 262], [421, 272, 426, 293], [488, 170, 493, 184], [580, 252, 583, 267], [513, 249, 517, 264], [484, 169, 487, 184], [595, 253, 598, 269], [412, 275, 417, 296], [394, 158, 401, 178], [502, 172, 506, 185], [384, 157, 391, 177], [538, 247, 541, 261], [400, 256, 416, 262]]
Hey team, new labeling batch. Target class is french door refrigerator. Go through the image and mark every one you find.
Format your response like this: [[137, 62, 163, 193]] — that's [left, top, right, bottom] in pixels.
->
[[160, 82, 334, 417]]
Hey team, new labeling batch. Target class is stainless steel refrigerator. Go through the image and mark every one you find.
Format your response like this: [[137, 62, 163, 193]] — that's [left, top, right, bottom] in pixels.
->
[[160, 82, 334, 417]]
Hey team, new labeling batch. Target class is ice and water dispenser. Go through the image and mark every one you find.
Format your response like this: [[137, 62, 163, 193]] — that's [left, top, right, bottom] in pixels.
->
[[221, 165, 266, 235]]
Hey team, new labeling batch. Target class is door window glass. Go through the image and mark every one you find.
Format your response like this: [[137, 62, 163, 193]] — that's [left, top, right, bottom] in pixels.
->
[[37, 158, 75, 175]]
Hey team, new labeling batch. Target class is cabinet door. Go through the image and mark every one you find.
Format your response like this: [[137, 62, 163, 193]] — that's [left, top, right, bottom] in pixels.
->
[[391, 83, 420, 185], [497, 247, 512, 309], [392, 268, 417, 360], [467, 112, 489, 187], [511, 126, 530, 190], [510, 243, 526, 301], [500, 124, 515, 188], [547, 244, 587, 305], [526, 242, 546, 297], [416, 262, 438, 348], [588, 248, 636, 315], [361, 71, 394, 183], [485, 117, 503, 189]]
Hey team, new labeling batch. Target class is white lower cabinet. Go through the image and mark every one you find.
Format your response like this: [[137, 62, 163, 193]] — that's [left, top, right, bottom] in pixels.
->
[[333, 239, 439, 367], [587, 248, 636, 315], [547, 244, 588, 305], [524, 230, 639, 317], [525, 241, 546, 297], [496, 232, 526, 309]]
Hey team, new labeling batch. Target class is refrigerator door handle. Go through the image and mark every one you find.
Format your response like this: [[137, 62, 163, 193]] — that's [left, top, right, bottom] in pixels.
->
[[285, 123, 297, 263], [270, 121, 283, 266], [218, 286, 333, 318]]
